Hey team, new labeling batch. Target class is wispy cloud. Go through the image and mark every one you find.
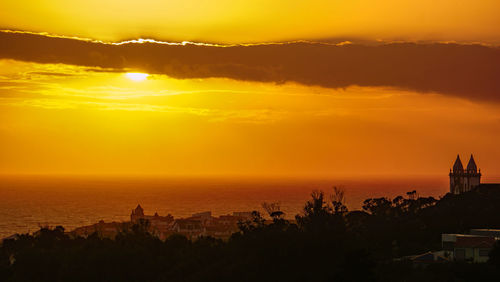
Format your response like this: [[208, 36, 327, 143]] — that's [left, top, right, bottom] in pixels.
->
[[0, 95, 290, 123]]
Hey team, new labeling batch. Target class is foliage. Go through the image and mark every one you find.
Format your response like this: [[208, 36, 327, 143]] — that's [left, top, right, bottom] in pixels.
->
[[2, 186, 500, 281]]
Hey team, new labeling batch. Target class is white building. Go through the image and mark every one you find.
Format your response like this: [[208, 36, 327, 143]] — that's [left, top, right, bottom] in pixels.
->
[[442, 233, 495, 263]]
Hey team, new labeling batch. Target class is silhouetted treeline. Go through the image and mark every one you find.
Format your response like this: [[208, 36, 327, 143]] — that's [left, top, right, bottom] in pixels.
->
[[2, 186, 500, 281]]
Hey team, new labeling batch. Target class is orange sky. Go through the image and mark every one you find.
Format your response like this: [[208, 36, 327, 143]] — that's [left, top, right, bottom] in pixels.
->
[[1, 60, 499, 177], [1, 0, 500, 44], [0, 1, 499, 177]]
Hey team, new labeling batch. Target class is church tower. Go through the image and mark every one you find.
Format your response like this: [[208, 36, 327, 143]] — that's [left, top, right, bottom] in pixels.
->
[[465, 154, 481, 191], [131, 204, 145, 222], [449, 154, 481, 194], [449, 155, 464, 194]]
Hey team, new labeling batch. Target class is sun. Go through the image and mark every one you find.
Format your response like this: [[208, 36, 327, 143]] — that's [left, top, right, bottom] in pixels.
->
[[125, 72, 149, 82]]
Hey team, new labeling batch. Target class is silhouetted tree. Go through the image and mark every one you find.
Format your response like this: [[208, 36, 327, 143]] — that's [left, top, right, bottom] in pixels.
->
[[262, 202, 284, 221], [331, 186, 348, 215]]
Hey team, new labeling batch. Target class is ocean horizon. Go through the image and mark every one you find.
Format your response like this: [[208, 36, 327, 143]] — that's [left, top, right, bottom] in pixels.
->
[[0, 174, 460, 239]]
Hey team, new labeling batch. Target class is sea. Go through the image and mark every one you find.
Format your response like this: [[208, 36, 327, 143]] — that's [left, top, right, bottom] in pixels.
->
[[0, 175, 452, 239]]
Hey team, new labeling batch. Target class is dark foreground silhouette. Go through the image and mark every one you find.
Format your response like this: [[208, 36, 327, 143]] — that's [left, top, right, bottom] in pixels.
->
[[2, 186, 500, 282]]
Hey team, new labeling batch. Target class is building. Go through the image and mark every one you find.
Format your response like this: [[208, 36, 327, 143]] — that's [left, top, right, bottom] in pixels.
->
[[130, 204, 175, 239], [129, 205, 253, 240], [449, 154, 500, 195], [71, 220, 126, 239], [442, 233, 496, 263], [190, 211, 213, 225], [203, 212, 254, 239], [232, 211, 253, 219], [470, 229, 500, 239], [130, 204, 174, 224], [130, 204, 145, 222], [171, 219, 204, 239], [449, 154, 481, 194], [69, 205, 256, 241]]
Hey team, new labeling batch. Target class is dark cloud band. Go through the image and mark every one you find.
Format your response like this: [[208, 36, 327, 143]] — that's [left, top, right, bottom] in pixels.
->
[[1, 31, 499, 101]]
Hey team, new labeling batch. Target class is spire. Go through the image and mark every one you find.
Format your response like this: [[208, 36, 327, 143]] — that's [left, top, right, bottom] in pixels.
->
[[453, 154, 464, 173], [466, 154, 478, 173], [134, 204, 144, 216]]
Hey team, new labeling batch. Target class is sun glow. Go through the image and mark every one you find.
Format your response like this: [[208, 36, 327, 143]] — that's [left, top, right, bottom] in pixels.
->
[[126, 72, 149, 81]]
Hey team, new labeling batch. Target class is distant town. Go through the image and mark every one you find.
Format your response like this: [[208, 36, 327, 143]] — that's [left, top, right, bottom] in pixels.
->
[[71, 205, 256, 241]]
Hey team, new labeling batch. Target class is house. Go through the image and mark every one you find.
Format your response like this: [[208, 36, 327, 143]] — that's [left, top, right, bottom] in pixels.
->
[[190, 211, 213, 225], [442, 233, 495, 263], [172, 219, 204, 239], [71, 220, 126, 239]]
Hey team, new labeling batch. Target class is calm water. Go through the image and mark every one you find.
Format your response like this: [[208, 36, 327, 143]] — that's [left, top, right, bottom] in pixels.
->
[[0, 175, 449, 239]]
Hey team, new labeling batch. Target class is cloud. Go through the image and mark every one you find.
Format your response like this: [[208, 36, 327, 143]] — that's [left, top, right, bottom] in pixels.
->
[[1, 30, 499, 102]]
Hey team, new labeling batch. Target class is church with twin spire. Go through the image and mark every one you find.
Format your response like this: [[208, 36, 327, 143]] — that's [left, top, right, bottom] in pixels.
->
[[449, 154, 481, 194]]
